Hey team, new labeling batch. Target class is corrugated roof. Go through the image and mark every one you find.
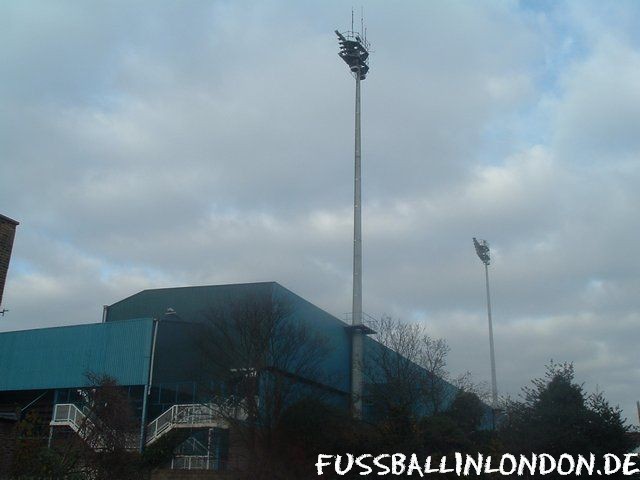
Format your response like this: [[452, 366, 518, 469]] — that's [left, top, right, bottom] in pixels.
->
[[0, 318, 154, 391]]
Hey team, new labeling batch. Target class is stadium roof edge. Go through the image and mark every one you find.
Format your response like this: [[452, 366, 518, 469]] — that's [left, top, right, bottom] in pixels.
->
[[0, 317, 154, 335], [107, 281, 280, 309]]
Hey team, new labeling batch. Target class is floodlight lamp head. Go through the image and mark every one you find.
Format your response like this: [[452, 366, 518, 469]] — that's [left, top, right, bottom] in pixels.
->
[[473, 237, 491, 266], [335, 29, 370, 79]]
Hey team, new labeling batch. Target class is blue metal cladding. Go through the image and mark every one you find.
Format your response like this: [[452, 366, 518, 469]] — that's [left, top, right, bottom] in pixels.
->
[[106, 282, 353, 394], [105, 282, 276, 324], [0, 318, 154, 391], [152, 320, 204, 384], [273, 285, 352, 394], [102, 282, 479, 417]]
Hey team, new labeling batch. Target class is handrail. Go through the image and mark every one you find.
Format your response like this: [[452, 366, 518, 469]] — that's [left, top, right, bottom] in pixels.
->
[[171, 455, 213, 470], [53, 398, 245, 450], [344, 311, 379, 325], [176, 435, 209, 455], [51, 403, 102, 449], [146, 396, 249, 445], [51, 403, 88, 429], [51, 403, 138, 451]]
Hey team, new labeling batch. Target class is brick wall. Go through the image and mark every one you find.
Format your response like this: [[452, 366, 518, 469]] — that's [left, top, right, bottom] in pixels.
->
[[0, 214, 18, 308]]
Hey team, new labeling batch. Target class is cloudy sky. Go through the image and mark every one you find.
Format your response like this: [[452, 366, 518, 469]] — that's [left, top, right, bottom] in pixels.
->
[[2, 0, 639, 423]]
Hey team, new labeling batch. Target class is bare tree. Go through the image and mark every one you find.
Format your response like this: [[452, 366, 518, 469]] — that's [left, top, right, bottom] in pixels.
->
[[197, 292, 332, 479], [451, 370, 491, 404], [365, 316, 429, 420], [419, 335, 451, 414], [366, 316, 481, 420]]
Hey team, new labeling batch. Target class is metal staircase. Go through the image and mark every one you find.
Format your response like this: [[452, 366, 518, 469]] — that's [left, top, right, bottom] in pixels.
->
[[51, 403, 138, 450], [171, 435, 214, 470], [146, 396, 247, 445], [51, 396, 247, 449], [50, 403, 104, 450]]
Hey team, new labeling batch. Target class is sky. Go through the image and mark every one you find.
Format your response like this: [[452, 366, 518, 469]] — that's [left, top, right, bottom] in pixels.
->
[[1, 0, 639, 424]]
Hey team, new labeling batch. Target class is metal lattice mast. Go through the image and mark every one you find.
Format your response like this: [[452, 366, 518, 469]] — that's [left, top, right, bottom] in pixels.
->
[[336, 25, 370, 419]]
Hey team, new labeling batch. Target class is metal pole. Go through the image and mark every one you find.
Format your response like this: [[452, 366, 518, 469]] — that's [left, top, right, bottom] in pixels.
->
[[351, 68, 363, 419], [139, 318, 159, 452], [47, 390, 58, 449], [485, 264, 498, 410]]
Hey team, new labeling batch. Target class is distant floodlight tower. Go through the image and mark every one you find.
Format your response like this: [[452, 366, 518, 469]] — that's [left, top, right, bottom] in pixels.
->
[[473, 237, 498, 412], [336, 24, 371, 419]]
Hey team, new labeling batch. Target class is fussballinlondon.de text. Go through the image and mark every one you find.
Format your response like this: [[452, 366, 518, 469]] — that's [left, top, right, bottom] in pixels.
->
[[316, 453, 640, 476]]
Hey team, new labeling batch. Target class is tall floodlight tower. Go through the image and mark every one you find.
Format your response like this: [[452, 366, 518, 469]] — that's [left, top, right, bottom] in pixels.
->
[[336, 24, 371, 419], [473, 238, 499, 413]]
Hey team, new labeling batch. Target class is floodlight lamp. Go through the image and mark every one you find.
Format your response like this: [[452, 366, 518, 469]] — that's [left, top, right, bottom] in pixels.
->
[[335, 30, 370, 79], [473, 237, 490, 265]]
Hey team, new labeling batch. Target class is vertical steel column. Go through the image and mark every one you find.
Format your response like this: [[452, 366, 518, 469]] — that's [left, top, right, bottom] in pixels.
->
[[139, 318, 158, 452], [351, 68, 363, 419], [485, 264, 498, 409], [47, 389, 58, 448]]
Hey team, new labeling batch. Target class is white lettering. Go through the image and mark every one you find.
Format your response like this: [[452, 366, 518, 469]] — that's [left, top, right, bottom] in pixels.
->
[[604, 454, 621, 475], [391, 454, 406, 475], [373, 454, 390, 475], [355, 454, 372, 476], [424, 456, 439, 474], [517, 454, 537, 476], [335, 454, 354, 475], [557, 454, 575, 475], [484, 456, 500, 474], [539, 454, 556, 475], [440, 455, 454, 474], [463, 454, 484, 476], [316, 454, 333, 476], [623, 454, 639, 476], [499, 454, 517, 475], [406, 454, 424, 477], [575, 454, 595, 476]]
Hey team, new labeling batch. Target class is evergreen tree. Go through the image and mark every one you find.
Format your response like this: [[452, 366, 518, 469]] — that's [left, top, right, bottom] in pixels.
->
[[500, 362, 637, 477]]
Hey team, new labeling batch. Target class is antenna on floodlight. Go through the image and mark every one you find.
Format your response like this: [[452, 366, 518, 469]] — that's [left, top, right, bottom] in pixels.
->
[[336, 16, 372, 420], [473, 237, 499, 420]]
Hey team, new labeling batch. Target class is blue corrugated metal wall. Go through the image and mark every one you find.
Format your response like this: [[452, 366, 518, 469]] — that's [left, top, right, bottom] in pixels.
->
[[106, 282, 353, 394], [106, 282, 276, 324], [104, 282, 460, 404], [0, 318, 154, 391]]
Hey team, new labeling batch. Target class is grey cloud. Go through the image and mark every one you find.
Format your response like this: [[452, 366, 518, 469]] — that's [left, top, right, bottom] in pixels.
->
[[1, 1, 639, 423]]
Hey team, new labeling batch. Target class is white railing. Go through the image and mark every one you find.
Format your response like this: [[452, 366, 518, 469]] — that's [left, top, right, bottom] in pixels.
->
[[51, 403, 102, 449], [51, 403, 84, 428], [52, 397, 247, 453], [176, 435, 209, 455], [146, 397, 248, 445], [344, 311, 379, 327], [51, 403, 137, 451], [171, 455, 213, 470]]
